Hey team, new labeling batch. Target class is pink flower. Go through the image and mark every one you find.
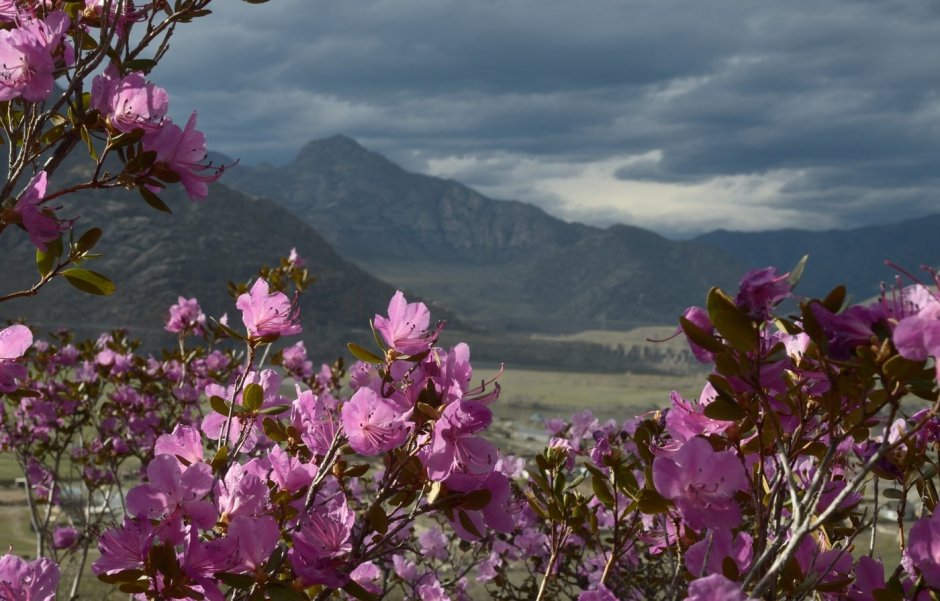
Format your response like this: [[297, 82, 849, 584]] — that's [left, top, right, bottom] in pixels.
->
[[229, 515, 280, 572], [425, 400, 496, 486], [685, 529, 753, 577], [14, 171, 66, 252], [143, 111, 224, 200], [125, 455, 216, 543], [281, 340, 314, 379], [906, 509, 940, 589], [0, 28, 55, 102], [652, 437, 748, 530], [374, 290, 435, 355], [154, 424, 205, 466], [340, 387, 410, 455], [735, 266, 791, 320], [578, 586, 619, 601], [447, 471, 515, 542], [52, 526, 79, 550], [664, 389, 728, 443], [235, 278, 301, 341], [0, 324, 32, 393], [848, 556, 887, 601], [684, 574, 753, 601], [95, 69, 168, 133], [92, 518, 156, 577], [681, 306, 716, 363], [0, 553, 60, 601], [165, 296, 206, 335], [291, 494, 355, 587]]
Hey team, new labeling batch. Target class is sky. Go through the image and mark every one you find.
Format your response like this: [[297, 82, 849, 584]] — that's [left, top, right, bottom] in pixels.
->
[[157, 0, 940, 237]]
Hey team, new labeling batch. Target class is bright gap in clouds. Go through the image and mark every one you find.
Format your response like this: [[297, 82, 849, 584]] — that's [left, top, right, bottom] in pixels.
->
[[425, 153, 822, 238]]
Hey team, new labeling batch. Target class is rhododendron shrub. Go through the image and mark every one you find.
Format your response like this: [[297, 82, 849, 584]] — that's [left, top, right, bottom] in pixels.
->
[[0, 0, 268, 304], [2, 259, 940, 599]]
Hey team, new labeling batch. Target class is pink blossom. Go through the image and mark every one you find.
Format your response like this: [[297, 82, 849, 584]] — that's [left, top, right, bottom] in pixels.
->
[[287, 247, 305, 268], [447, 471, 515, 542], [290, 494, 355, 587], [652, 437, 748, 530], [281, 340, 314, 378], [350, 561, 382, 595], [0, 324, 32, 393], [165, 296, 206, 335], [0, 28, 54, 102], [685, 529, 753, 577], [14, 171, 66, 251], [848, 556, 887, 601], [578, 586, 619, 601], [215, 460, 269, 521], [91, 67, 169, 133], [426, 400, 496, 486], [142, 111, 223, 200], [52, 526, 79, 550], [735, 266, 791, 319], [268, 443, 316, 493], [125, 454, 216, 543], [92, 518, 156, 576], [684, 574, 753, 601], [374, 290, 435, 355], [664, 389, 728, 443], [0, 554, 60, 601], [229, 515, 280, 572], [906, 508, 940, 589], [235, 278, 301, 340], [154, 424, 204, 466], [341, 387, 410, 455], [418, 527, 449, 561], [681, 306, 716, 363]]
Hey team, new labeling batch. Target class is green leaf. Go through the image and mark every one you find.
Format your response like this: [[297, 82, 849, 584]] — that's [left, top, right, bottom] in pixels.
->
[[637, 488, 670, 514], [367, 504, 389, 535], [457, 509, 483, 538], [883, 355, 926, 380], [592, 474, 615, 509], [61, 268, 115, 295], [820, 285, 847, 313], [679, 315, 724, 353], [461, 488, 492, 511], [872, 590, 904, 601], [787, 254, 809, 289], [703, 396, 747, 421], [707, 287, 758, 352], [347, 342, 383, 364], [75, 227, 103, 254], [139, 187, 172, 213], [243, 383, 264, 411], [343, 581, 377, 601], [36, 236, 63, 277], [210, 395, 231, 416], [266, 583, 309, 601], [259, 404, 291, 415], [262, 417, 287, 442], [882, 488, 906, 500], [216, 572, 254, 589], [80, 125, 98, 161], [123, 58, 158, 72]]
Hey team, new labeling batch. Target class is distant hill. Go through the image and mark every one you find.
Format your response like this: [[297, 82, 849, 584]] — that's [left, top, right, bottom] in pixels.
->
[[223, 135, 744, 331], [695, 214, 940, 300], [0, 181, 397, 359]]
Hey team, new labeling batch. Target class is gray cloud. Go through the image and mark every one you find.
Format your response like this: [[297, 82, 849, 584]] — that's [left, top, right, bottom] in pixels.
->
[[156, 0, 940, 234]]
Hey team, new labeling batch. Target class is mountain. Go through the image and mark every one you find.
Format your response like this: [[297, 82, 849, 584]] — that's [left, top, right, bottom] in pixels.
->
[[695, 214, 940, 300], [223, 135, 744, 331], [0, 180, 397, 359]]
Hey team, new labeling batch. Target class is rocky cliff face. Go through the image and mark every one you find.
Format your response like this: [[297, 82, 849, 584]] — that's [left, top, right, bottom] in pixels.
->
[[0, 180, 398, 357]]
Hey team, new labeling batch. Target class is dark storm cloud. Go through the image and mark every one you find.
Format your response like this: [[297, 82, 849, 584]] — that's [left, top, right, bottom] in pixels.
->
[[157, 0, 940, 232]]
